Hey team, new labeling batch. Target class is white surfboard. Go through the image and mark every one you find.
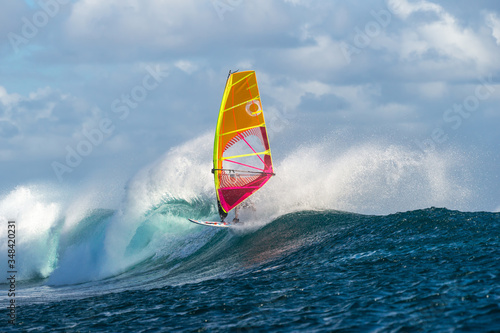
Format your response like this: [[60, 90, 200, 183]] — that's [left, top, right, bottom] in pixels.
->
[[188, 218, 231, 228]]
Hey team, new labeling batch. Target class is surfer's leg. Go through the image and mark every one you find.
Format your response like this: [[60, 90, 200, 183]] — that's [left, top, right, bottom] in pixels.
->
[[218, 201, 228, 222], [233, 206, 240, 223]]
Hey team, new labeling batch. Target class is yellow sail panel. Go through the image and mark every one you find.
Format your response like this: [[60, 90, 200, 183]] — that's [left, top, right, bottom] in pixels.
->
[[213, 71, 274, 220]]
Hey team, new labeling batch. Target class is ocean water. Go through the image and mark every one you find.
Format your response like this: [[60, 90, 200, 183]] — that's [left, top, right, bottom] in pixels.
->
[[1, 207, 499, 332], [1, 136, 499, 332]]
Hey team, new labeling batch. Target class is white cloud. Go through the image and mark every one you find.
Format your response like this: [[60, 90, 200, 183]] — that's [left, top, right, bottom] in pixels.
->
[[63, 0, 293, 59], [259, 27, 352, 80], [486, 12, 500, 45], [1, 0, 499, 208], [420, 20, 493, 67], [415, 81, 447, 99], [388, 0, 445, 20], [260, 75, 317, 110], [384, 0, 500, 76], [0, 86, 21, 107], [64, 0, 216, 52], [0, 86, 100, 160], [280, 35, 349, 71], [175, 60, 198, 75], [261, 74, 396, 122], [260, 75, 341, 111], [333, 84, 381, 113]]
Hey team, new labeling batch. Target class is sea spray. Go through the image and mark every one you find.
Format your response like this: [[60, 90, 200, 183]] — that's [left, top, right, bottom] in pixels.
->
[[256, 140, 473, 217], [0, 133, 478, 285], [99, 133, 215, 279], [0, 186, 62, 280]]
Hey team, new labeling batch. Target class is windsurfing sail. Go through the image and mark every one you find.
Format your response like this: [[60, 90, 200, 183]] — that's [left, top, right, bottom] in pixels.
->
[[213, 70, 275, 221]]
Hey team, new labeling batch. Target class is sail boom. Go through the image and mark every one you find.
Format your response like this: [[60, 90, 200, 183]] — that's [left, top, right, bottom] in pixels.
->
[[212, 168, 275, 176]]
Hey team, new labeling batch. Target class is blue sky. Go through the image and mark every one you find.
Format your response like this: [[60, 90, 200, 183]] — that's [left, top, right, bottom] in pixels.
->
[[1, 0, 499, 211]]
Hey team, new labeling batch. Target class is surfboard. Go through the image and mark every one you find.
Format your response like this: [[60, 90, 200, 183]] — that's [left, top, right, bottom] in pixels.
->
[[188, 219, 231, 228], [188, 70, 275, 227]]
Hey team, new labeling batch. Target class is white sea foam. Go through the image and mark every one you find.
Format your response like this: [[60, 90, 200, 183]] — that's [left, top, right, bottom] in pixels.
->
[[0, 185, 61, 279], [0, 133, 478, 284], [98, 133, 216, 279], [256, 140, 473, 219]]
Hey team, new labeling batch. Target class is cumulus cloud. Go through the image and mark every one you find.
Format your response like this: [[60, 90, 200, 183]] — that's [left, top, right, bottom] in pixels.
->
[[384, 0, 499, 75], [415, 81, 448, 99], [175, 60, 198, 75], [0, 0, 499, 206], [486, 12, 500, 45], [64, 0, 211, 49], [388, 0, 445, 19], [0, 86, 99, 160], [62, 0, 295, 60], [0, 86, 21, 106], [273, 35, 349, 75]]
